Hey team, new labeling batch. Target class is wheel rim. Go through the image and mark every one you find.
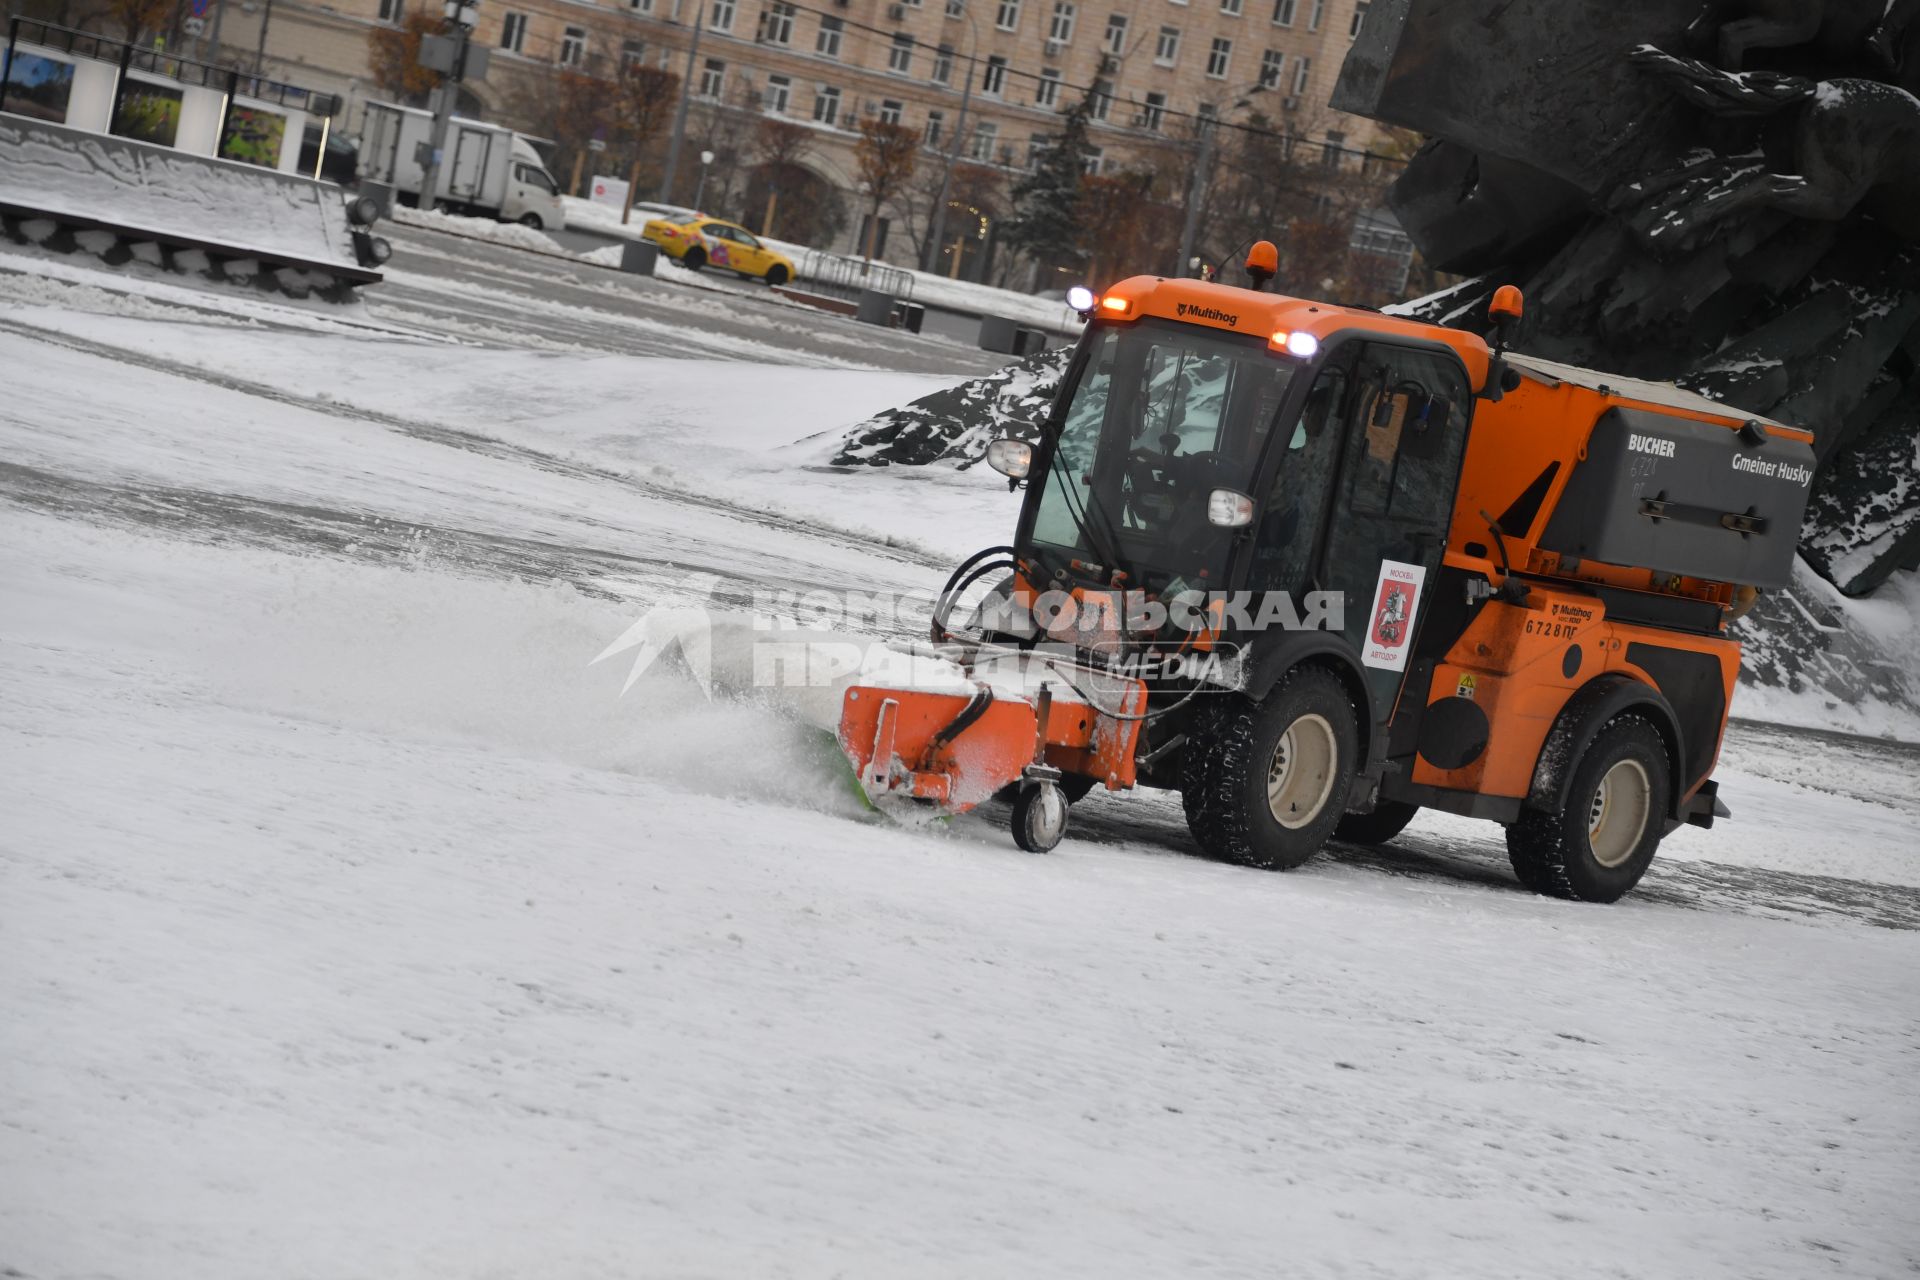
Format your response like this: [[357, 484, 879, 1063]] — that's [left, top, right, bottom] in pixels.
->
[[1025, 785, 1067, 847], [1267, 713, 1338, 829], [1587, 759, 1652, 868]]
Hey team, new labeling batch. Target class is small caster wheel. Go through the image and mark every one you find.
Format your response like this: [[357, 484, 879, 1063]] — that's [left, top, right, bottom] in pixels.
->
[[1011, 781, 1068, 853]]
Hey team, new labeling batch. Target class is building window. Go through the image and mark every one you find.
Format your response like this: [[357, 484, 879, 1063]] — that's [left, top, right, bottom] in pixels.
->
[[499, 11, 527, 52], [1272, 0, 1295, 25], [698, 58, 726, 98], [1104, 12, 1127, 53], [629, 0, 652, 11], [763, 2, 794, 45], [377, 0, 403, 23], [1308, 0, 1324, 28], [982, 54, 1007, 95], [878, 98, 904, 124], [816, 15, 843, 57], [1141, 90, 1165, 130], [1154, 25, 1179, 63], [1035, 68, 1061, 106], [1350, 0, 1368, 36], [1322, 130, 1345, 167], [925, 109, 944, 146], [1048, 0, 1075, 41], [1026, 133, 1049, 167], [889, 32, 913, 72], [1259, 47, 1283, 88], [1089, 77, 1113, 119], [766, 73, 791, 113], [813, 84, 841, 125], [995, 0, 1020, 30], [1220, 0, 1242, 14], [933, 43, 954, 83], [709, 0, 735, 32], [621, 38, 645, 69], [1206, 36, 1231, 77], [559, 25, 586, 65], [1082, 144, 1102, 174], [1291, 54, 1311, 94], [969, 119, 998, 160], [945, 0, 963, 16]]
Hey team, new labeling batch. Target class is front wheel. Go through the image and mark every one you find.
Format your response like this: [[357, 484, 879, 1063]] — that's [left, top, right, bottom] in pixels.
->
[[765, 263, 789, 286], [1181, 667, 1358, 870], [1506, 715, 1670, 902]]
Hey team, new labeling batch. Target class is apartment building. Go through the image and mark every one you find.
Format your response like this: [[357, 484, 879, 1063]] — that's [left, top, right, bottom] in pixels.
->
[[207, 0, 1388, 269]]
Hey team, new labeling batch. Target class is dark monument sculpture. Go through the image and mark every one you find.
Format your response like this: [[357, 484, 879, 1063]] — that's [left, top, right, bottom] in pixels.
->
[[1334, 0, 1920, 597]]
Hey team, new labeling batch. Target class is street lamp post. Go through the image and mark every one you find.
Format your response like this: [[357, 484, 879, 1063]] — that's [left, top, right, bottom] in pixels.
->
[[419, 0, 479, 215], [657, 1, 706, 203], [693, 148, 716, 210], [922, 0, 979, 276]]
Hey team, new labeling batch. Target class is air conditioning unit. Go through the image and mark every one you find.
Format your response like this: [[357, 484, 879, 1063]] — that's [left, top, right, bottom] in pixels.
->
[[1282, 94, 1301, 110], [887, 3, 907, 19], [1043, 38, 1064, 57], [1099, 53, 1120, 73], [1130, 111, 1148, 127]]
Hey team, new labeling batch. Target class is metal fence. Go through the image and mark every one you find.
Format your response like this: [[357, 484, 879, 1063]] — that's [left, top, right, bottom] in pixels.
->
[[797, 248, 915, 302]]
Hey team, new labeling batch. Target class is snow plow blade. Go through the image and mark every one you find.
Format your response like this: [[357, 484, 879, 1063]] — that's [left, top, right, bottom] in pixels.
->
[[836, 650, 1147, 831]]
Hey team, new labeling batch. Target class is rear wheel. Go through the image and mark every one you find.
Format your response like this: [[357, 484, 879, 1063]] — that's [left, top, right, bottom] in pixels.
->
[[1506, 715, 1669, 902], [765, 264, 789, 286], [1181, 667, 1358, 870], [1334, 799, 1420, 846], [683, 247, 707, 271]]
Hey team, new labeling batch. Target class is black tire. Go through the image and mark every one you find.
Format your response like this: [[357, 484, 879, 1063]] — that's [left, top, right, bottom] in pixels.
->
[[1506, 715, 1670, 903], [1334, 799, 1420, 846], [517, 213, 544, 229], [765, 264, 789, 286], [1011, 783, 1068, 853], [1180, 667, 1358, 870], [683, 247, 707, 271]]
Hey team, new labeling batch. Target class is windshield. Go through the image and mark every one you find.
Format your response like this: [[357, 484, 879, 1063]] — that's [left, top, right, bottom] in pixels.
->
[[1030, 319, 1297, 589]]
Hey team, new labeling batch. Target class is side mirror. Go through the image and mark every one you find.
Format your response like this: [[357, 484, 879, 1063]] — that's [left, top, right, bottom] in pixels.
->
[[1207, 488, 1255, 528], [985, 438, 1033, 487]]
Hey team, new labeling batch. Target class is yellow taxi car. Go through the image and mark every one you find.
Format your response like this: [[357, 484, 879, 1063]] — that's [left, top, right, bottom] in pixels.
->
[[640, 212, 796, 286]]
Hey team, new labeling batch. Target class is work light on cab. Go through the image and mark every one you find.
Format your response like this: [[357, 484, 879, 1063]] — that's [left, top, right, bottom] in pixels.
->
[[985, 438, 1033, 483], [1207, 489, 1255, 528], [1270, 330, 1320, 358], [1066, 285, 1096, 315]]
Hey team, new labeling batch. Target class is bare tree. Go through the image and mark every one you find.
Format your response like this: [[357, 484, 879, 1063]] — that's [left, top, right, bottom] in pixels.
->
[[613, 62, 678, 223], [366, 11, 444, 107], [747, 117, 814, 236], [853, 118, 919, 261]]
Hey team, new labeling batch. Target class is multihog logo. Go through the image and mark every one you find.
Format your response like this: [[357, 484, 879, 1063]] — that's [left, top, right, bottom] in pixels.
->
[[1628, 433, 1676, 458], [1175, 302, 1239, 327]]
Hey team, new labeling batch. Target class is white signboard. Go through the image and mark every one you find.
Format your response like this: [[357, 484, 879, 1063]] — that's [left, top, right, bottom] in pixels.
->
[[589, 173, 629, 209], [1361, 559, 1426, 672]]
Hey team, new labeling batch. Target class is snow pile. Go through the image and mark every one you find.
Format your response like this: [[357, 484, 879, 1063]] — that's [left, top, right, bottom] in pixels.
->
[[388, 203, 578, 255], [834, 345, 1072, 467]]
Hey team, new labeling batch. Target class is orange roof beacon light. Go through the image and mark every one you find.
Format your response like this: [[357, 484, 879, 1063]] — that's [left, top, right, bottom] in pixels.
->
[[1244, 239, 1279, 291], [1483, 284, 1526, 402], [1099, 295, 1133, 316]]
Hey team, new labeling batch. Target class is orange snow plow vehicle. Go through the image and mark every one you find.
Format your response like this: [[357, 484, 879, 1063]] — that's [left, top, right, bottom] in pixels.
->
[[837, 251, 1817, 902]]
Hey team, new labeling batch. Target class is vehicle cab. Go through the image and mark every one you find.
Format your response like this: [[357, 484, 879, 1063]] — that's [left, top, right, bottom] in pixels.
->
[[503, 136, 565, 231]]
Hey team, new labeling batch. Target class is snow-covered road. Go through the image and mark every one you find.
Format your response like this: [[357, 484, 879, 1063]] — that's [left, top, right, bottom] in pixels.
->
[[3, 261, 1918, 1280]]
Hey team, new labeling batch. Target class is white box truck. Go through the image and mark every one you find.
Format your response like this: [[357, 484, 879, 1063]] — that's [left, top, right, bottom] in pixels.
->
[[359, 101, 565, 230]]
